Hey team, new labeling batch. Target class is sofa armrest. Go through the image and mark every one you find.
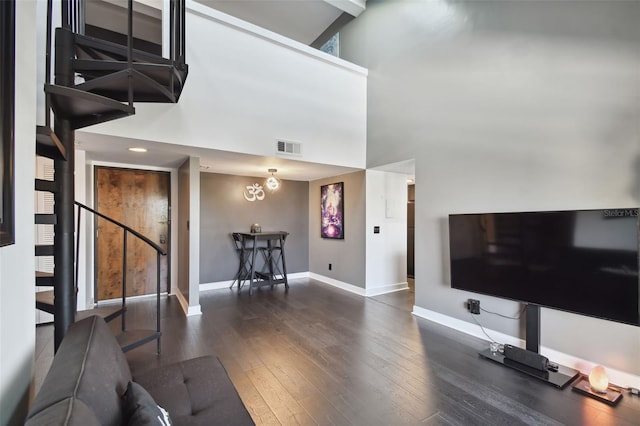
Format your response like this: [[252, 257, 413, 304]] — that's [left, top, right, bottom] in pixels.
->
[[25, 397, 101, 426], [26, 316, 132, 426], [133, 356, 254, 426]]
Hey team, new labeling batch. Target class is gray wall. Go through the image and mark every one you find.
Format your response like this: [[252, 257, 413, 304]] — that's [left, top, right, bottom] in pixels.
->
[[309, 171, 366, 288], [340, 0, 640, 374], [200, 173, 309, 283]]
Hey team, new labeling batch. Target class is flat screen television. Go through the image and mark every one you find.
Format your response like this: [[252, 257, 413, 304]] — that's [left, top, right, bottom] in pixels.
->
[[449, 208, 640, 327]]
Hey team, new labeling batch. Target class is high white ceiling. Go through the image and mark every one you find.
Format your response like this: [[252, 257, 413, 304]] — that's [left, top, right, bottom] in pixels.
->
[[78, 0, 367, 182]]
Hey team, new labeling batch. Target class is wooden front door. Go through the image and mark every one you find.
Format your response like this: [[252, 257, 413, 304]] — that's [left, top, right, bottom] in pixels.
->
[[95, 167, 170, 301]]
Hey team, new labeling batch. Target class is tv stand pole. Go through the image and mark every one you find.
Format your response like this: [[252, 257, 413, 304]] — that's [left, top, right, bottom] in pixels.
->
[[479, 303, 579, 389], [526, 304, 540, 353]]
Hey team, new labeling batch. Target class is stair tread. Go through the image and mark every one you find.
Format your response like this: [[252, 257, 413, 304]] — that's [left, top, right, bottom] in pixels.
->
[[36, 126, 67, 160], [35, 289, 126, 320], [45, 84, 134, 130], [35, 178, 57, 193], [73, 31, 173, 65], [35, 244, 55, 256], [76, 69, 176, 103], [76, 305, 124, 323], [36, 271, 54, 286], [75, 67, 185, 103], [74, 60, 187, 84], [36, 290, 55, 314], [36, 289, 54, 303], [116, 329, 161, 353], [74, 59, 174, 73], [35, 213, 57, 225]]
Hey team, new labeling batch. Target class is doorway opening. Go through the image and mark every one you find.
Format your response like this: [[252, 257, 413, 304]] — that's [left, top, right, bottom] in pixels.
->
[[94, 166, 170, 301], [369, 160, 415, 312]]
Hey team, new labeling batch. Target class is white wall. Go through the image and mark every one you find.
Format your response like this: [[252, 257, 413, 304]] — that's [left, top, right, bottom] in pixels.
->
[[0, 1, 36, 423], [340, 0, 640, 382], [85, 2, 367, 170], [365, 170, 408, 295]]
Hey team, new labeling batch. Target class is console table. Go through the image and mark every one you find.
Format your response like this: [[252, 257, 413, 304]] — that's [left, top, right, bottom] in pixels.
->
[[235, 231, 289, 295]]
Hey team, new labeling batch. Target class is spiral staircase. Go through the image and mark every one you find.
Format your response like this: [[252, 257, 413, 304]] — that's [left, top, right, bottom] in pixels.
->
[[35, 0, 188, 352]]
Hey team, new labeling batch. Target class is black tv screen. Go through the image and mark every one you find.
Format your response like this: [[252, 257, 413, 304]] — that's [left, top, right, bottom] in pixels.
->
[[449, 208, 640, 326]]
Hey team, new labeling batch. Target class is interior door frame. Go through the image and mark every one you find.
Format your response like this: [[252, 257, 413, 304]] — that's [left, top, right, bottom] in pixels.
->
[[92, 164, 173, 302], [0, 0, 16, 247]]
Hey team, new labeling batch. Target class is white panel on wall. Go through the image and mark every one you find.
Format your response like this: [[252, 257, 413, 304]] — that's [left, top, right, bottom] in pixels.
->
[[365, 170, 408, 293]]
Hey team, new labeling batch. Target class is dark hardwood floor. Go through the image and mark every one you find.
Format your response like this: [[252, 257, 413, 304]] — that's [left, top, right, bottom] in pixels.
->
[[35, 278, 640, 425]]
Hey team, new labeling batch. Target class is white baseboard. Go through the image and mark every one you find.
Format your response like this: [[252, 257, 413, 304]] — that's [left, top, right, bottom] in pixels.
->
[[199, 272, 310, 293], [199, 281, 233, 292], [308, 274, 409, 298], [285, 272, 310, 280], [412, 306, 640, 389], [309, 273, 366, 296], [366, 282, 409, 297], [174, 290, 202, 316], [200, 273, 406, 299]]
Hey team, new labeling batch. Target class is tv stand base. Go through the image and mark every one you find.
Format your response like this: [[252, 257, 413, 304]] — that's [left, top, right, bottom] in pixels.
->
[[479, 348, 579, 389]]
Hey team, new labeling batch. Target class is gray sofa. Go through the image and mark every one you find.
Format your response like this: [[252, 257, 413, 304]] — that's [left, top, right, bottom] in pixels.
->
[[25, 315, 254, 425]]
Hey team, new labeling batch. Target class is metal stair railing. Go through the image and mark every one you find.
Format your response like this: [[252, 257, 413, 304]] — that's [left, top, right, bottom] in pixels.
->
[[63, 0, 85, 36], [62, 0, 135, 109], [47, 0, 134, 351], [75, 201, 167, 353], [169, 0, 187, 65], [66, 0, 185, 67], [41, 0, 186, 350]]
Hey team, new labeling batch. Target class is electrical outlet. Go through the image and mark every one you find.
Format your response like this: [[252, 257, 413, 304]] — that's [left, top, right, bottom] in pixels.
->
[[329, 263, 332, 271], [467, 299, 480, 314]]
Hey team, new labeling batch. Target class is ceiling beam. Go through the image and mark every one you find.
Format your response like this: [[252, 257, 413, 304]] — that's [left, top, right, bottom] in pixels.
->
[[324, 0, 366, 17], [310, 12, 354, 50]]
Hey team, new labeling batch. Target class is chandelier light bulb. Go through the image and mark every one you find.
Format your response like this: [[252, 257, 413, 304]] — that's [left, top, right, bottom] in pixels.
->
[[265, 168, 280, 191]]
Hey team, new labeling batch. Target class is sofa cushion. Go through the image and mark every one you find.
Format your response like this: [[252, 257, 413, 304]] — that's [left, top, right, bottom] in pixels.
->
[[25, 397, 101, 426], [26, 316, 133, 426], [124, 381, 172, 425], [134, 356, 254, 426]]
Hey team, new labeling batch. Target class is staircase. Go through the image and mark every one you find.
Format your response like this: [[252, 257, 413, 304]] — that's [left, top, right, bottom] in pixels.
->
[[35, 0, 187, 352]]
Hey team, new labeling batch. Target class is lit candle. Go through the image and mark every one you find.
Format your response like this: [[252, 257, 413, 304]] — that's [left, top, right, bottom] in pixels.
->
[[588, 365, 609, 394]]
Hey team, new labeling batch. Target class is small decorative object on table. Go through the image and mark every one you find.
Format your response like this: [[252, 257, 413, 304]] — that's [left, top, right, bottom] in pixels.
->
[[250, 223, 261, 233], [572, 366, 623, 406]]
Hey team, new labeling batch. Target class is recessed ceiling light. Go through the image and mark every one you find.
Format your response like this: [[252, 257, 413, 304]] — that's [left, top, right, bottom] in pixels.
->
[[128, 147, 147, 153]]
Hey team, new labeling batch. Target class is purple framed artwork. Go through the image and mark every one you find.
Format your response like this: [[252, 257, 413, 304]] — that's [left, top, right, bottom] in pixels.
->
[[321, 182, 344, 239]]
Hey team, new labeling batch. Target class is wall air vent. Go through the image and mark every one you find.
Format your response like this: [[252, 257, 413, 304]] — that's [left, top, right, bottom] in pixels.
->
[[276, 140, 302, 156]]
